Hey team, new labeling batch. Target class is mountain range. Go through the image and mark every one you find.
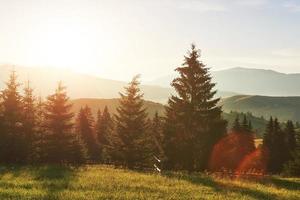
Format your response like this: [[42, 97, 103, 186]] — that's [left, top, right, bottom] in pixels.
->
[[2, 64, 300, 136], [2, 65, 300, 123], [0, 65, 171, 103], [149, 67, 300, 97], [0, 65, 235, 103]]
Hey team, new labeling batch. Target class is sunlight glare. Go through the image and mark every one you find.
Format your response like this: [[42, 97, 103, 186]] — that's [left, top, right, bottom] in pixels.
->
[[22, 22, 111, 74]]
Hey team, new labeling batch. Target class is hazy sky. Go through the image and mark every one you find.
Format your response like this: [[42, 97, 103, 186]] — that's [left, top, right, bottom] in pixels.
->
[[0, 0, 299, 81]]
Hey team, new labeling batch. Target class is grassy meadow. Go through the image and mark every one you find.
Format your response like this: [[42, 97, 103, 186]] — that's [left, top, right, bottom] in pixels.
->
[[0, 165, 299, 200]]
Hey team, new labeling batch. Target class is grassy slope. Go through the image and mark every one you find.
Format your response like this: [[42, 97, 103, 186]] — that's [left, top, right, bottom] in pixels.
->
[[0, 165, 299, 200]]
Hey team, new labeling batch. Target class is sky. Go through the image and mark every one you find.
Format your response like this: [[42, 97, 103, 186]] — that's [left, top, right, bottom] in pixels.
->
[[0, 0, 299, 81]]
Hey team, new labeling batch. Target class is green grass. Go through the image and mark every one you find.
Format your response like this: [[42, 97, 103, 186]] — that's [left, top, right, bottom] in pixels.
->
[[0, 165, 299, 200]]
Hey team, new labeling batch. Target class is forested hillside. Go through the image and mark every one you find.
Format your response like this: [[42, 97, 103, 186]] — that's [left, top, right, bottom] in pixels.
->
[[71, 98, 165, 118], [71, 98, 268, 138], [223, 112, 268, 138]]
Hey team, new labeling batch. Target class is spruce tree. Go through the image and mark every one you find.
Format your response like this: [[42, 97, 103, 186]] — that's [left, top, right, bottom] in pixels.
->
[[263, 117, 286, 173], [0, 71, 25, 163], [226, 114, 255, 171], [248, 120, 253, 132], [232, 114, 253, 133], [114, 75, 149, 169], [283, 130, 300, 176], [232, 116, 241, 132], [34, 96, 46, 162], [263, 117, 274, 148], [272, 118, 286, 173], [240, 115, 255, 153], [242, 115, 248, 131], [22, 81, 36, 162], [163, 44, 227, 171], [96, 106, 114, 162], [75, 106, 100, 162], [150, 112, 164, 159], [43, 82, 86, 164], [95, 109, 102, 140], [284, 121, 296, 162]]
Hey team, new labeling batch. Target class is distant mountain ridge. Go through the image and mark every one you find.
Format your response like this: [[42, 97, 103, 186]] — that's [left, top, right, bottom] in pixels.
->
[[212, 67, 300, 96], [0, 65, 172, 103], [149, 67, 300, 96], [0, 65, 239, 103]]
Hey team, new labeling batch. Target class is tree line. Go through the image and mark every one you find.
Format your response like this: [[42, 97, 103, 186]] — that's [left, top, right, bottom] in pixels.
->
[[0, 45, 299, 176]]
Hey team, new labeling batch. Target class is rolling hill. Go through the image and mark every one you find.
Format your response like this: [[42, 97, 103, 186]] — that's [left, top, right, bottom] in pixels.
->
[[220, 95, 300, 122]]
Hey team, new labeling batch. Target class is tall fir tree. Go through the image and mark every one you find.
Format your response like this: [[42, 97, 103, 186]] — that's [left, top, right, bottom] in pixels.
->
[[22, 81, 36, 162], [34, 96, 46, 162], [0, 71, 25, 163], [272, 118, 286, 173], [242, 115, 250, 132], [283, 121, 296, 162], [114, 75, 149, 169], [95, 106, 114, 162], [283, 129, 300, 176], [232, 114, 253, 133], [163, 44, 227, 171], [43, 82, 86, 164], [150, 112, 164, 160], [232, 116, 241, 132], [263, 117, 274, 148], [263, 117, 286, 173], [75, 105, 100, 162], [95, 109, 102, 140], [248, 120, 253, 132]]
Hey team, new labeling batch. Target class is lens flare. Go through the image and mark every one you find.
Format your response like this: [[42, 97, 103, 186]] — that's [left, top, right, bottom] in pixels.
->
[[208, 132, 255, 172], [235, 147, 268, 177]]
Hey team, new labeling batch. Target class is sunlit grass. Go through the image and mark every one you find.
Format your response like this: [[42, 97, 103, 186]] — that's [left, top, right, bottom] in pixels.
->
[[0, 165, 298, 200]]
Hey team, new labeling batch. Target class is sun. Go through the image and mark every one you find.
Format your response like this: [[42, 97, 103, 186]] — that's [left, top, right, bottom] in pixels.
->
[[22, 21, 108, 74]]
